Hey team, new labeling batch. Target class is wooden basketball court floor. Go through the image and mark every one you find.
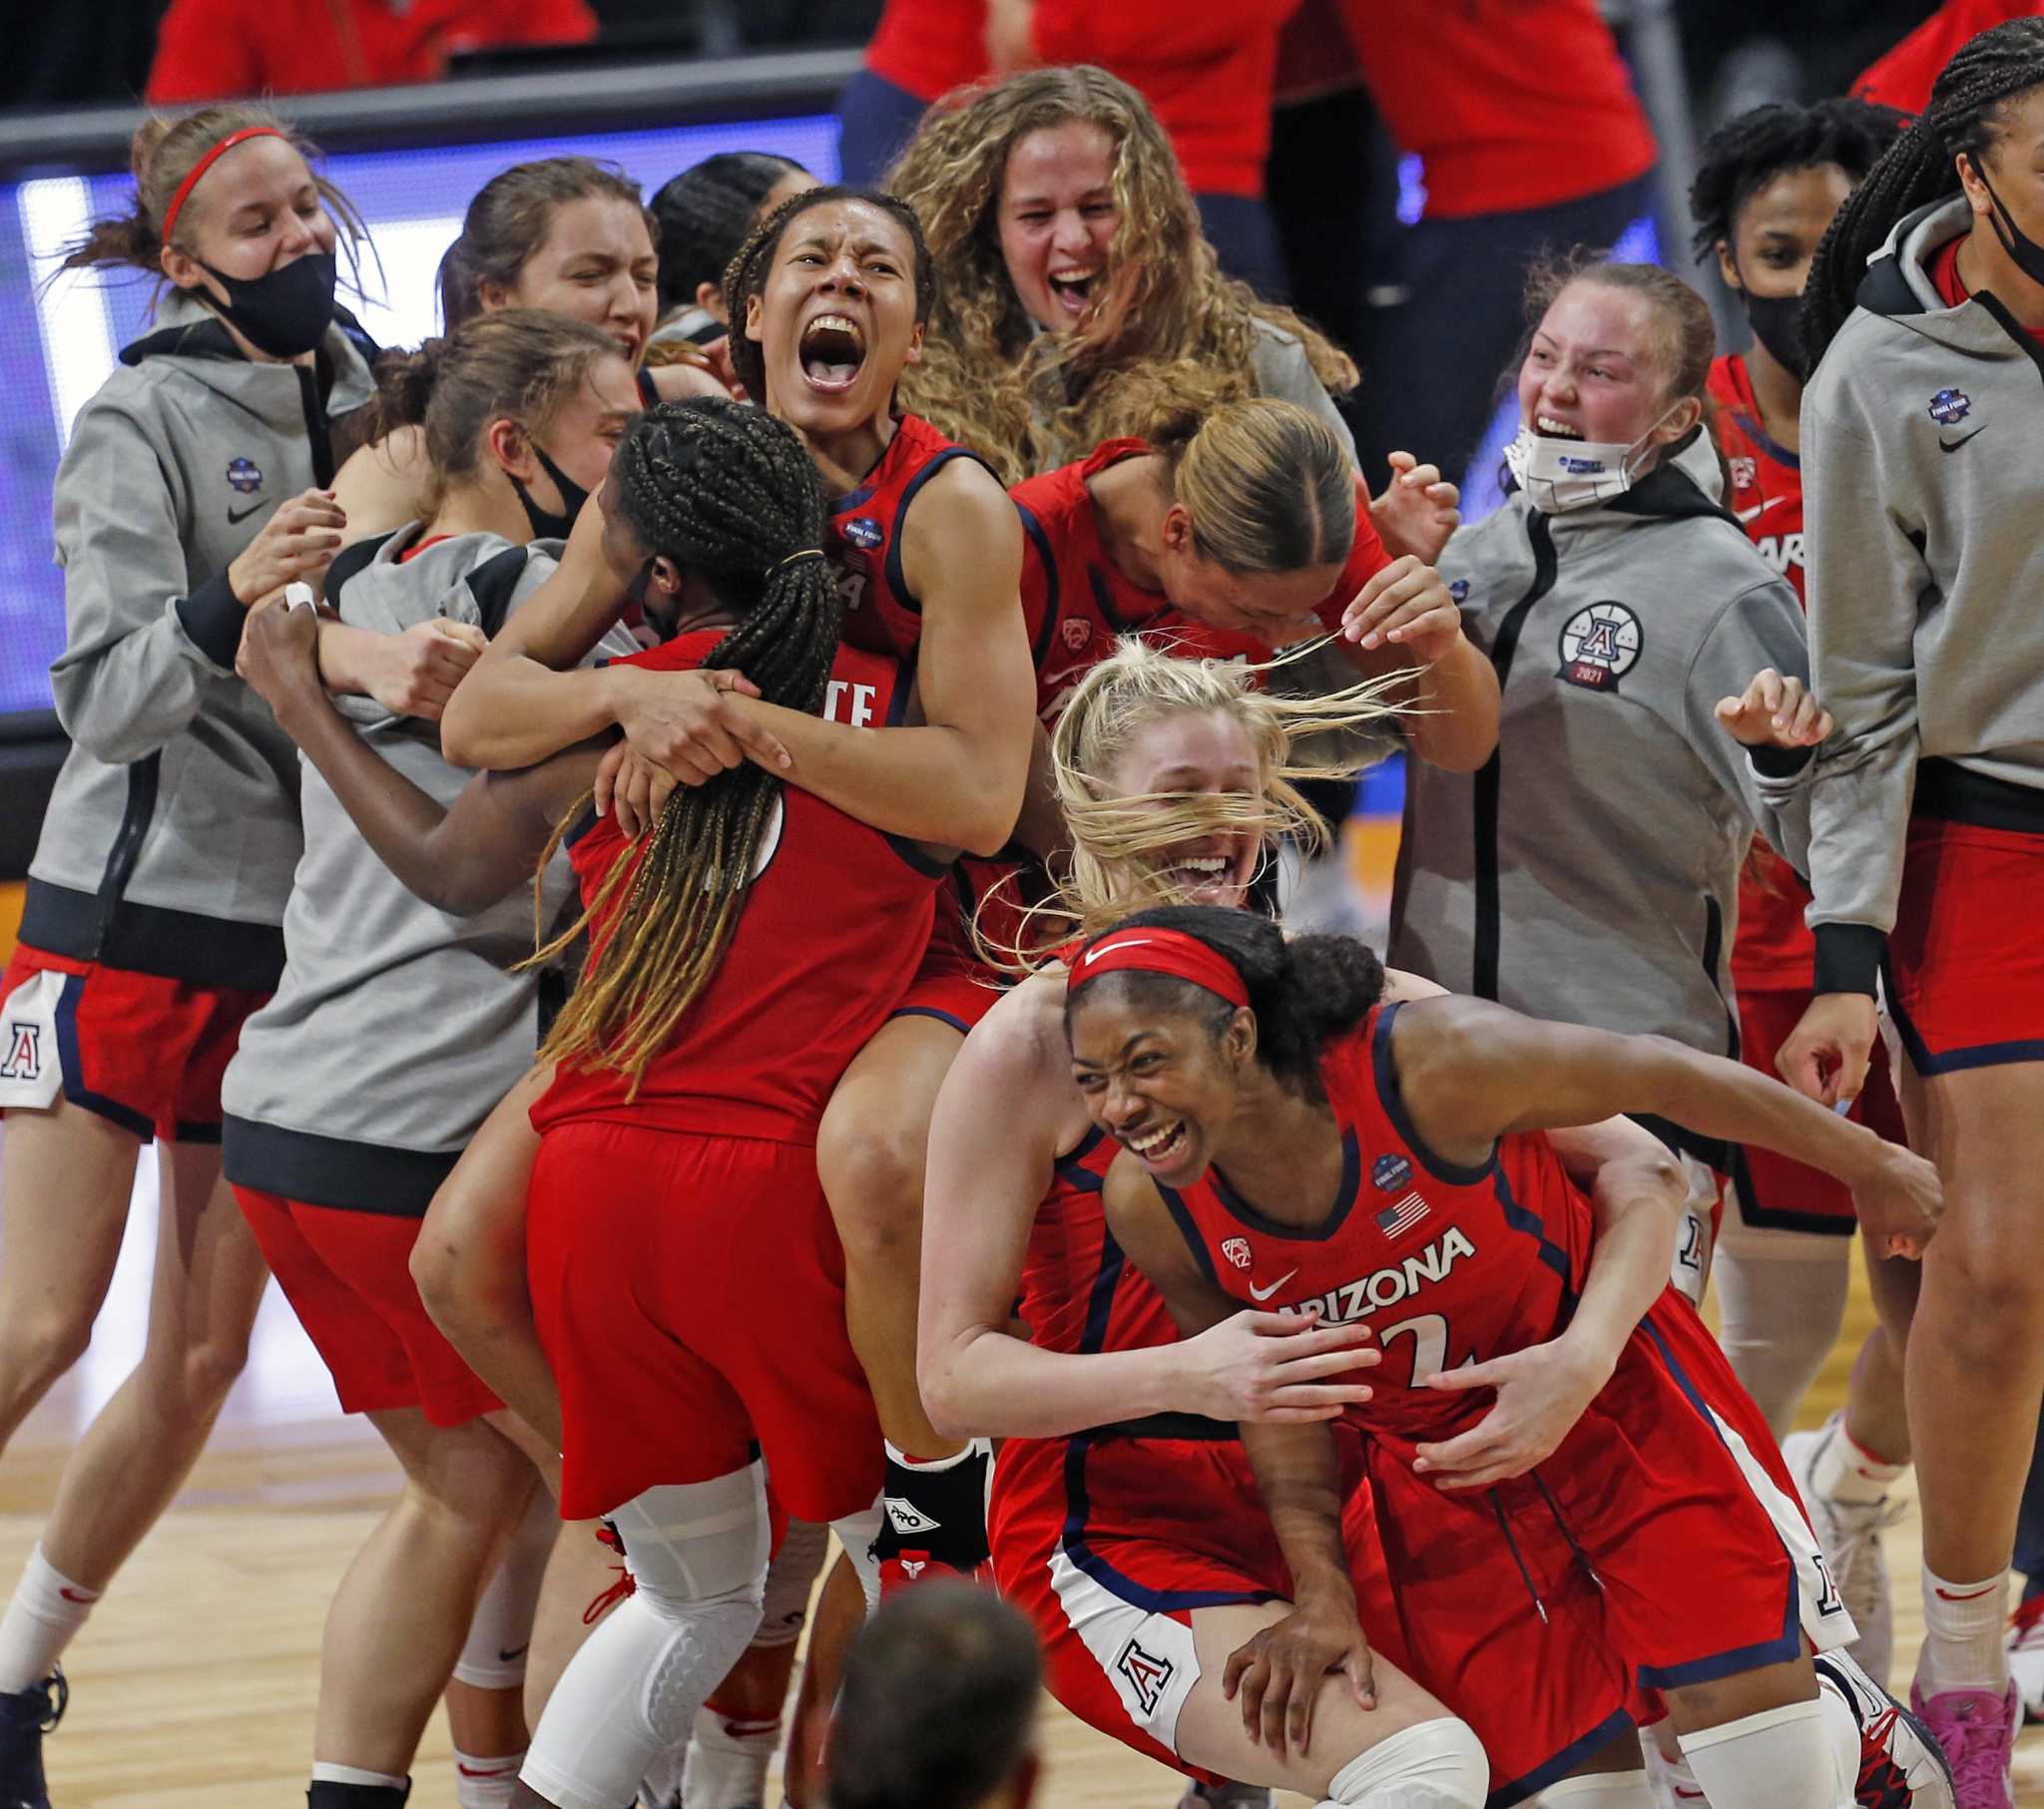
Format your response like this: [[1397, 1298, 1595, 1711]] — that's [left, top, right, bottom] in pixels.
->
[[3, 1160, 2040, 1807]]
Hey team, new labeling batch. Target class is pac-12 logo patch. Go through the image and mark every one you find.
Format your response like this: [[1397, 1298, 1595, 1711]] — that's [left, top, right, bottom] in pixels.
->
[[1556, 602, 1642, 693], [0, 1020, 41, 1082], [1221, 1236, 1252, 1270], [1727, 454, 1757, 493], [1114, 1636, 1176, 1714], [1928, 387, 1970, 425], [842, 516, 883, 550], [1061, 617, 1093, 653], [1372, 1152, 1412, 1193], [226, 456, 263, 495]]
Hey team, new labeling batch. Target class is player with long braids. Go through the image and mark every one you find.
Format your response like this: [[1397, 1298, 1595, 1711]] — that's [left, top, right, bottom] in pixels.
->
[[1784, 18, 2044, 1797], [240, 395, 944, 1809], [440, 185, 1036, 1587], [1683, 98, 1918, 1685]]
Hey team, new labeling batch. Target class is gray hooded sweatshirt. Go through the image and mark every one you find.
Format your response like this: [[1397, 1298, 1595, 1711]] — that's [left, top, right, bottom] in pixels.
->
[[23, 292, 375, 993], [1389, 428, 1812, 1146], [1796, 197, 2044, 996], [222, 527, 628, 1214]]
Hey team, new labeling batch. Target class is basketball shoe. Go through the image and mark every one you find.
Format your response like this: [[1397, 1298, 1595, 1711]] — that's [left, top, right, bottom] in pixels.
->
[[0, 1671, 64, 1809]]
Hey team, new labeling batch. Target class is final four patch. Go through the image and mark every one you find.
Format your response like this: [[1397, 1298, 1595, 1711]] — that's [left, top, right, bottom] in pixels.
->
[[1928, 387, 1970, 426], [1448, 579, 1470, 604], [226, 456, 263, 495], [842, 516, 884, 550], [1557, 602, 1642, 693]]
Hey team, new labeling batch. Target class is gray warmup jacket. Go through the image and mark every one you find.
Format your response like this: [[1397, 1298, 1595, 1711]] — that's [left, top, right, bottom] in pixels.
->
[[222, 528, 623, 1214], [1797, 197, 2044, 995], [23, 294, 375, 992], [1390, 428, 1812, 1121]]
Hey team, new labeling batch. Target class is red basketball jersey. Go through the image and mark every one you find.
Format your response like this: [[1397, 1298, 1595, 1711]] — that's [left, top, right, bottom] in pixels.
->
[[1020, 1125, 1181, 1361], [1011, 439, 1392, 727], [1710, 353, 1816, 992], [1157, 1002, 1594, 1457], [531, 631, 943, 1145], [829, 412, 990, 662]]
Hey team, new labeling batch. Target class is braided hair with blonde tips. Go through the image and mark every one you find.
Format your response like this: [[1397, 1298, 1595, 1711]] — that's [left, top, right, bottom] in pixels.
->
[[529, 397, 841, 1095], [1804, 16, 2044, 359]]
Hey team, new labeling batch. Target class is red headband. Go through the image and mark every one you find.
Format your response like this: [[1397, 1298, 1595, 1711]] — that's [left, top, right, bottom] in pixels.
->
[[161, 127, 287, 245], [1066, 927, 1251, 1010]]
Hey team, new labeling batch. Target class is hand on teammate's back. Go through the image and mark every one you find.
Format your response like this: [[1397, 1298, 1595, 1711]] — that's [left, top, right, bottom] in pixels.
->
[[227, 488, 348, 606], [611, 663, 789, 787], [595, 740, 674, 839], [1172, 1307, 1380, 1423]]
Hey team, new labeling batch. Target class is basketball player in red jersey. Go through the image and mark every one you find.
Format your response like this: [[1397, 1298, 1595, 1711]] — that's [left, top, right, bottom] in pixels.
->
[[434, 185, 1036, 1583], [1076, 907, 1947, 1807], [1691, 98, 1920, 1686]]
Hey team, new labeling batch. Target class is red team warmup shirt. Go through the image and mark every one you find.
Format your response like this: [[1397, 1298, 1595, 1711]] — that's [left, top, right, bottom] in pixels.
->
[[531, 630, 943, 1145]]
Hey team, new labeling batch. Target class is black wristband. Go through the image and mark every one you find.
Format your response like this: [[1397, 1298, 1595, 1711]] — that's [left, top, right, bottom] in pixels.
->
[[175, 570, 247, 671], [1812, 922, 1883, 998], [1750, 743, 1815, 778]]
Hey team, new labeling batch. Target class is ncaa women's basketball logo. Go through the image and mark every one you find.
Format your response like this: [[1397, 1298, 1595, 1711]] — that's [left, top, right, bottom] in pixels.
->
[[1556, 602, 1643, 693]]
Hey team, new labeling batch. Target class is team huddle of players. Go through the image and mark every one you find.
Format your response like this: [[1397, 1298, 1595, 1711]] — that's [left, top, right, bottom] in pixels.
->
[[2, 15, 2044, 1809]]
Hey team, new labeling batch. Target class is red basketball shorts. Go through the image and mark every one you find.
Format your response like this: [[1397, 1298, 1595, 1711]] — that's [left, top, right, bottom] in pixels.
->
[[888, 901, 1007, 1035], [1733, 988, 1908, 1234], [1886, 814, 2044, 1074], [233, 1186, 499, 1428], [0, 943, 264, 1142], [527, 1119, 883, 1524]]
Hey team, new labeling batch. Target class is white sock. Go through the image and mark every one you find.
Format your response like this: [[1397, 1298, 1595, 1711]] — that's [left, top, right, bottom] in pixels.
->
[[684, 1700, 780, 1809], [310, 1762, 411, 1789], [1918, 1564, 2010, 1695], [0, 1545, 99, 1694], [1678, 1700, 1847, 1809], [1534, 1772, 1652, 1805], [452, 1484, 556, 1688], [451, 1747, 525, 1809], [1811, 1417, 1908, 1507], [882, 1439, 984, 1471], [1317, 1717, 1488, 1805]]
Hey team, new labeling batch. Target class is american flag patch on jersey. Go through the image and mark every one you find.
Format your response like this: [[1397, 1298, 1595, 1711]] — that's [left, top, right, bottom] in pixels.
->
[[1375, 1192, 1430, 1240]]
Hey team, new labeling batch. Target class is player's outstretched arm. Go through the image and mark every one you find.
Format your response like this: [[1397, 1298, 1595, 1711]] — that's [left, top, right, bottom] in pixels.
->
[[241, 601, 604, 916], [731, 460, 1036, 856], [1389, 996, 1941, 1258]]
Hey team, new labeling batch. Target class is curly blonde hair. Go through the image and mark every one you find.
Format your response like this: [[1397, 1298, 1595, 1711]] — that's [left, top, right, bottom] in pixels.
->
[[884, 66, 1355, 485]]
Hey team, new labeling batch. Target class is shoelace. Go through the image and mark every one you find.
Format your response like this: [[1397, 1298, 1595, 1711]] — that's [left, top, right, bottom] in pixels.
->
[[585, 1522, 636, 1625], [1931, 1696, 2013, 1796]]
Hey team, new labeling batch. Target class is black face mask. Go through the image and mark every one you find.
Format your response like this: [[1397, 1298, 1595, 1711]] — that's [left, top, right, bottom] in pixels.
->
[[1976, 166, 2044, 290], [1732, 257, 1809, 382], [510, 445, 590, 542], [198, 249, 337, 359]]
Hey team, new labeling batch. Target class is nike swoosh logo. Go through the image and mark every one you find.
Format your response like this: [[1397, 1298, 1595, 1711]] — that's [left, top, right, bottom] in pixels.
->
[[496, 1643, 528, 1663], [227, 500, 268, 524], [1939, 426, 1986, 453], [1867, 1707, 1899, 1746], [1734, 496, 1786, 523], [1083, 937, 1155, 966], [1933, 1583, 1999, 1600], [1247, 1269, 1296, 1302], [456, 1763, 519, 1778], [57, 1586, 95, 1603]]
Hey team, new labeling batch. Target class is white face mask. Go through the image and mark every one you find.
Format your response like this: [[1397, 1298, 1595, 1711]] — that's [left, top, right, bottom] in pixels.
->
[[1503, 406, 1680, 514]]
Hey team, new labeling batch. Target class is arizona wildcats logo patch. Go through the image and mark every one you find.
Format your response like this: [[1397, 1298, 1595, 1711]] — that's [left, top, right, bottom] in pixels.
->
[[1928, 387, 1970, 425], [226, 456, 263, 495], [0, 1020, 41, 1082], [1114, 1636, 1176, 1714], [842, 516, 883, 550], [1556, 602, 1642, 693]]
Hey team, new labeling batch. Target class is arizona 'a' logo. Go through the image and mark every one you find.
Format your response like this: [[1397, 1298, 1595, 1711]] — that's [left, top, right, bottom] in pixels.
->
[[0, 1021, 40, 1082], [1115, 1636, 1176, 1714], [1556, 602, 1643, 693]]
